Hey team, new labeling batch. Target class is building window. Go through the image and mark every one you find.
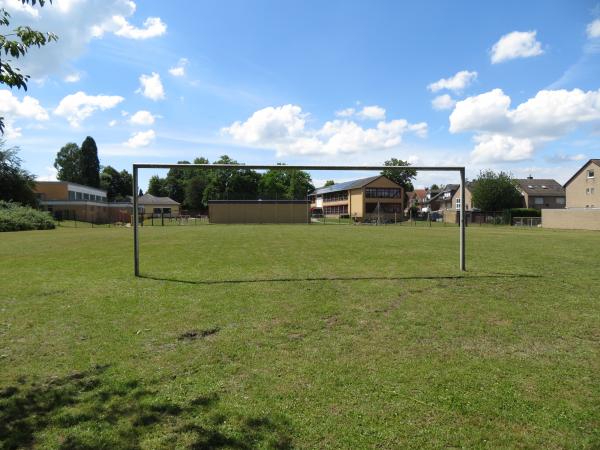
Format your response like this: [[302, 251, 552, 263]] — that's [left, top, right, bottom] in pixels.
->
[[534, 197, 544, 205], [163, 208, 171, 214], [153, 208, 161, 214], [76, 192, 83, 200], [68, 191, 76, 200], [586, 188, 595, 195], [365, 188, 401, 198], [556, 197, 565, 205], [455, 198, 461, 210], [587, 169, 595, 178], [83, 193, 90, 200], [322, 191, 348, 202], [323, 204, 348, 215]]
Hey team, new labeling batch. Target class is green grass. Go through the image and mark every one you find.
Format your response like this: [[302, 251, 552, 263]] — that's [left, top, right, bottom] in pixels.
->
[[1, 225, 598, 449]]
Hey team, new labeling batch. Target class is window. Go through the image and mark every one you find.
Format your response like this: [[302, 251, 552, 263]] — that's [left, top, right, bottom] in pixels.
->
[[586, 188, 595, 195], [323, 204, 348, 215], [534, 197, 544, 205], [587, 169, 595, 178], [68, 191, 76, 200], [365, 188, 401, 198], [153, 208, 162, 214], [556, 197, 565, 205], [322, 191, 348, 202], [83, 193, 90, 200], [365, 203, 402, 213], [455, 198, 461, 210], [162, 208, 171, 214], [76, 192, 83, 200]]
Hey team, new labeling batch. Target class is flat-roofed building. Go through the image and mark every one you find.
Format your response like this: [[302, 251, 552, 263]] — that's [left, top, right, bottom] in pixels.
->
[[309, 175, 404, 221], [208, 200, 310, 224], [34, 181, 111, 223]]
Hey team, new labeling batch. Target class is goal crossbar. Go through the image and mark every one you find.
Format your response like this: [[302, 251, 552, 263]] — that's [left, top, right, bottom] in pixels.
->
[[132, 163, 466, 276]]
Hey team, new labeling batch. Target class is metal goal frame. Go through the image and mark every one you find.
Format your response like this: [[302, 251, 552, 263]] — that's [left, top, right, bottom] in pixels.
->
[[132, 163, 467, 276]]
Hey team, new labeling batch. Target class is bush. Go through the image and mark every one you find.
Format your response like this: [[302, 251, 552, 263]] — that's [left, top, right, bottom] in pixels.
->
[[503, 208, 541, 224], [0, 201, 56, 232]]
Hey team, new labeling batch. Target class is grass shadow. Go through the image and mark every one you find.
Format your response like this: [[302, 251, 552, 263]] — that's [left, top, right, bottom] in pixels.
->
[[138, 273, 541, 286], [0, 366, 292, 449]]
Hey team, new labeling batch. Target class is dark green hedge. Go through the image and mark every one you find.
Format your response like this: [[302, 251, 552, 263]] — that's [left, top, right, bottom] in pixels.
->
[[0, 201, 56, 232], [503, 208, 541, 224]]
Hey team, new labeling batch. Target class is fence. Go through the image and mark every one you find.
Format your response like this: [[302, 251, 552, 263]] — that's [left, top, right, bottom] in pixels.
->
[[512, 216, 542, 227]]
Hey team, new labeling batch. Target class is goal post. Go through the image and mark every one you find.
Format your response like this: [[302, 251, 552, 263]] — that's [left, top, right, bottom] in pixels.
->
[[132, 163, 466, 276]]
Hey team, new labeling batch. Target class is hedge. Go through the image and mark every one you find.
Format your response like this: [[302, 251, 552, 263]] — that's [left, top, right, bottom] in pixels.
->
[[503, 208, 541, 224], [0, 201, 56, 232]]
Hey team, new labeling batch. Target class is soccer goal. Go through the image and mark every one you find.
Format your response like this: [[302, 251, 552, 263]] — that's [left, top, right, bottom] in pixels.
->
[[131, 163, 467, 276]]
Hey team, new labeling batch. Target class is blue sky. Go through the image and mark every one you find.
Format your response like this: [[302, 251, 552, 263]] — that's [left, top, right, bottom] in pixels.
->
[[1, 0, 600, 190]]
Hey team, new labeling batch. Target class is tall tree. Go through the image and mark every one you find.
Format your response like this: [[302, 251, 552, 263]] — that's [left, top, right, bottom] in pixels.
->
[[119, 169, 132, 199], [258, 169, 287, 199], [54, 142, 82, 183], [184, 175, 208, 210], [164, 160, 191, 203], [147, 175, 168, 197], [381, 158, 417, 192], [0, 1, 58, 135], [323, 180, 335, 187], [286, 169, 314, 199], [470, 170, 522, 211], [0, 141, 36, 206], [100, 166, 131, 201], [79, 136, 100, 187]]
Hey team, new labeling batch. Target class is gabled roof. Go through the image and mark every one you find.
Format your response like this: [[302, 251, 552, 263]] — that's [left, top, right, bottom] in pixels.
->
[[428, 184, 460, 202], [138, 193, 180, 205], [311, 175, 392, 195], [563, 159, 600, 188], [515, 179, 565, 197]]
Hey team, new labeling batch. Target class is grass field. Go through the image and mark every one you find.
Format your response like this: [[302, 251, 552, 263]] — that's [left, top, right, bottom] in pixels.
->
[[1, 224, 599, 449]]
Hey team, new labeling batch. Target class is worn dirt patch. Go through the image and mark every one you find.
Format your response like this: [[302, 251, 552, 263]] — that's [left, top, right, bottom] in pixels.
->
[[178, 327, 220, 341]]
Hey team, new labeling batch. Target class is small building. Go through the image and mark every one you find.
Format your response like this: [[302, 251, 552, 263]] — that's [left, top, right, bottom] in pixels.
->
[[515, 177, 565, 210], [309, 175, 404, 221], [563, 159, 599, 209], [406, 189, 427, 212], [138, 193, 180, 217], [35, 181, 111, 223], [208, 200, 310, 224]]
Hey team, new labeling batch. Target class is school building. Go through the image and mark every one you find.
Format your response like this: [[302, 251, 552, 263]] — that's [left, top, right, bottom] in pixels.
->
[[309, 175, 404, 221]]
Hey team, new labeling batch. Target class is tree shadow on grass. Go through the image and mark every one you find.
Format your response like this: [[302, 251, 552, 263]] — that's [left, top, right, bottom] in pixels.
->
[[139, 273, 541, 286], [0, 366, 292, 449]]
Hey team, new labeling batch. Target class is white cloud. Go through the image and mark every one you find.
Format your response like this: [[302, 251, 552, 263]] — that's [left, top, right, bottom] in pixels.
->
[[112, 16, 166, 39], [0, 90, 49, 121], [431, 94, 456, 110], [449, 88, 600, 162], [491, 31, 543, 63], [124, 129, 156, 148], [335, 108, 355, 118], [64, 72, 81, 83], [169, 58, 188, 77], [427, 70, 477, 93], [108, 119, 118, 127], [357, 105, 386, 120], [471, 134, 535, 163], [223, 104, 427, 157], [129, 110, 156, 125], [136, 72, 165, 101], [587, 19, 600, 39], [334, 105, 386, 120], [1, 0, 166, 80], [36, 166, 58, 181], [54, 91, 124, 127]]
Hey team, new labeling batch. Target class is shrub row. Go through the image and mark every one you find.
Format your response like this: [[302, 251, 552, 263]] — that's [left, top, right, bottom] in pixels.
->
[[502, 208, 541, 224], [0, 201, 56, 232]]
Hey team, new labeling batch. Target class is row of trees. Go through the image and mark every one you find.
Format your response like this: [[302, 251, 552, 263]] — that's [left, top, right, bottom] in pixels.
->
[[53, 137, 132, 201], [147, 156, 316, 210]]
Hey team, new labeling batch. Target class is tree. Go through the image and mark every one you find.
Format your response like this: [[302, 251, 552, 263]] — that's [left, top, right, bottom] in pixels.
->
[[258, 169, 287, 199], [381, 158, 417, 192], [54, 142, 82, 183], [429, 184, 440, 191], [184, 175, 208, 210], [100, 166, 133, 201], [203, 155, 260, 202], [259, 166, 314, 200], [79, 136, 100, 187], [324, 180, 335, 187], [147, 175, 168, 197], [0, 140, 36, 206], [286, 169, 314, 199], [0, 0, 58, 135], [470, 170, 523, 211]]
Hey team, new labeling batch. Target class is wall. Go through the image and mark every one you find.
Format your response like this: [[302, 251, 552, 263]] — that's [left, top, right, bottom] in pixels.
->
[[542, 208, 600, 231], [34, 182, 68, 201], [209, 202, 310, 224], [566, 162, 599, 208], [349, 188, 364, 218], [451, 188, 472, 211]]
